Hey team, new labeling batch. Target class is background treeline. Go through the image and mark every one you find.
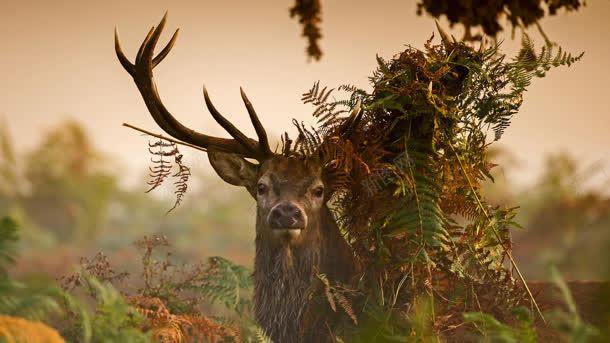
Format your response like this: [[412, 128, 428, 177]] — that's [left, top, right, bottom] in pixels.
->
[[0, 120, 607, 283]]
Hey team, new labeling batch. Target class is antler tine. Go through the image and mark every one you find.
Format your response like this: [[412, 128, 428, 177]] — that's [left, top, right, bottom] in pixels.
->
[[240, 87, 272, 157], [139, 12, 176, 67], [435, 20, 453, 50], [114, 27, 135, 75], [341, 99, 363, 137], [115, 13, 266, 159], [202, 86, 261, 157], [136, 26, 155, 64], [153, 28, 179, 67]]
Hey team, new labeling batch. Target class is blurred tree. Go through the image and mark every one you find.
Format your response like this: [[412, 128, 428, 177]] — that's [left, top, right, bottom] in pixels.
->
[[0, 121, 119, 243], [0, 118, 257, 278], [0, 120, 25, 199], [508, 153, 609, 280]]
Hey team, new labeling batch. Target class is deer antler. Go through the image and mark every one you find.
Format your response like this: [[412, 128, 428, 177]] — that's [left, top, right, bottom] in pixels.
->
[[114, 13, 273, 161]]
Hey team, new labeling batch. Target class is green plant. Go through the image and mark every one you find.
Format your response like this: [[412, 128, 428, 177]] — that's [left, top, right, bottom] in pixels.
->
[[0, 217, 65, 323], [296, 30, 582, 339], [546, 266, 599, 342], [463, 307, 537, 343], [0, 217, 260, 342], [417, 0, 585, 40]]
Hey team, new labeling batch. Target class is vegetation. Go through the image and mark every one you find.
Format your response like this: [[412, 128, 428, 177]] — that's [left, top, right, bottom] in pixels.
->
[[0, 10, 607, 343], [281, 28, 593, 340], [0, 126, 608, 341], [289, 0, 585, 60], [0, 217, 270, 342], [417, 0, 585, 40]]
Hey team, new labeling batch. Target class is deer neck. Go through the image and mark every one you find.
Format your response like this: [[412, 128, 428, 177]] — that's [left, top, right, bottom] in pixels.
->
[[253, 203, 328, 270], [252, 206, 329, 343]]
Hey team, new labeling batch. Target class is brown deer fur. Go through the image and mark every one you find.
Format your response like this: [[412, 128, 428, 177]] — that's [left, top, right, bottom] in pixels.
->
[[114, 15, 360, 341], [209, 153, 359, 343]]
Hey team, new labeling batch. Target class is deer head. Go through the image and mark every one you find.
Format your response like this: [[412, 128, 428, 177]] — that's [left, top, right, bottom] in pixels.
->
[[210, 152, 325, 240], [114, 13, 362, 247], [116, 14, 360, 343]]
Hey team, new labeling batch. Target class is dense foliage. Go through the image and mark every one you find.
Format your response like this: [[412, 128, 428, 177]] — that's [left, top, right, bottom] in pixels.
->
[[291, 30, 585, 340], [0, 12, 607, 343], [289, 0, 585, 60], [290, 0, 323, 61], [417, 0, 585, 40]]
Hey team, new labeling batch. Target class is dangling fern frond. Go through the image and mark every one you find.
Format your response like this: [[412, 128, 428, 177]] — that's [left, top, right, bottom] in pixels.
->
[[146, 139, 176, 193], [168, 153, 191, 213], [140, 138, 193, 212]]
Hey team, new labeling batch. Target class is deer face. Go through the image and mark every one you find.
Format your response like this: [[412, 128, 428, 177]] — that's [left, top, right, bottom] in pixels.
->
[[115, 13, 359, 246], [117, 15, 361, 343], [208, 152, 326, 244]]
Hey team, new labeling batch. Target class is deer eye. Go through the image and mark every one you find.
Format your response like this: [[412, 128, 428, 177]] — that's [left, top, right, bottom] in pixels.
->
[[312, 186, 324, 198], [257, 183, 268, 195]]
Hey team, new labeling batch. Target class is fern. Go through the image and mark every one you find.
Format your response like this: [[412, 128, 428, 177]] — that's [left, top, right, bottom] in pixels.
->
[[301, 81, 362, 127], [62, 237, 256, 342], [129, 295, 240, 343], [0, 280, 65, 323], [146, 139, 176, 192], [316, 273, 358, 325], [384, 147, 449, 247], [454, 34, 583, 141], [251, 326, 273, 343], [82, 275, 150, 343], [194, 256, 253, 316], [463, 307, 538, 343], [295, 28, 582, 340], [144, 139, 192, 212], [168, 153, 190, 213]]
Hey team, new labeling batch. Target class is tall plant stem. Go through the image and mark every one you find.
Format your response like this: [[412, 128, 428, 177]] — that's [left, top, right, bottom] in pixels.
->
[[449, 143, 546, 323]]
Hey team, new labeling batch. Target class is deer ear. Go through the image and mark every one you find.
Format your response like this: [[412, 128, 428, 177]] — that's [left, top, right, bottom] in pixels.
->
[[208, 150, 258, 190]]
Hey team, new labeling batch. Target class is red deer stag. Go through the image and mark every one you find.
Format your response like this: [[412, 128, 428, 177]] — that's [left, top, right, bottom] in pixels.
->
[[115, 14, 609, 343], [115, 14, 359, 343]]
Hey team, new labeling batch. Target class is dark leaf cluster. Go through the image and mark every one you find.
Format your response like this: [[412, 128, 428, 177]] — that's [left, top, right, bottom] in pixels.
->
[[417, 0, 585, 39], [294, 30, 582, 339]]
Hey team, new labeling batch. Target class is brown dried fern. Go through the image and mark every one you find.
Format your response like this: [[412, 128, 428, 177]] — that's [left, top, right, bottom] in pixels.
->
[[168, 153, 191, 213], [141, 138, 192, 212], [316, 274, 358, 325], [147, 139, 177, 193], [129, 295, 240, 343]]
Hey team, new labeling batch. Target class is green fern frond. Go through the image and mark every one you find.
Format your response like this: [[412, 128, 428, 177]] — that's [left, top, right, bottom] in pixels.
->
[[0, 280, 64, 323], [194, 256, 253, 315], [0, 217, 18, 277], [251, 326, 273, 343]]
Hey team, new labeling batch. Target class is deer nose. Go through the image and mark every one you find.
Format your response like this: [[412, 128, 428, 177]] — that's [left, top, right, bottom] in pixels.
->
[[269, 202, 305, 229]]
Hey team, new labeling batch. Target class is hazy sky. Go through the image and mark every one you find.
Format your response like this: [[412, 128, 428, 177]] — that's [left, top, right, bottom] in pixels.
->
[[2, 0, 609, 187]]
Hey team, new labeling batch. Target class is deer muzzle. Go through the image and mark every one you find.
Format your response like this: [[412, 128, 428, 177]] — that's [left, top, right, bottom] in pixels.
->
[[268, 202, 306, 237]]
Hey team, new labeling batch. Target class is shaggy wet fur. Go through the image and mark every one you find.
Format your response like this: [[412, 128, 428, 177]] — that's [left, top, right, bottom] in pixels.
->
[[252, 157, 358, 343]]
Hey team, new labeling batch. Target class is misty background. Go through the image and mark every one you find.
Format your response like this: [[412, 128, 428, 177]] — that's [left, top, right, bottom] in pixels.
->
[[1, 0, 609, 281]]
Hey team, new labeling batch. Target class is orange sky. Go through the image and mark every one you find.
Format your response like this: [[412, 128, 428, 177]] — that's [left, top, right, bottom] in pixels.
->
[[1, 0, 609, 187]]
